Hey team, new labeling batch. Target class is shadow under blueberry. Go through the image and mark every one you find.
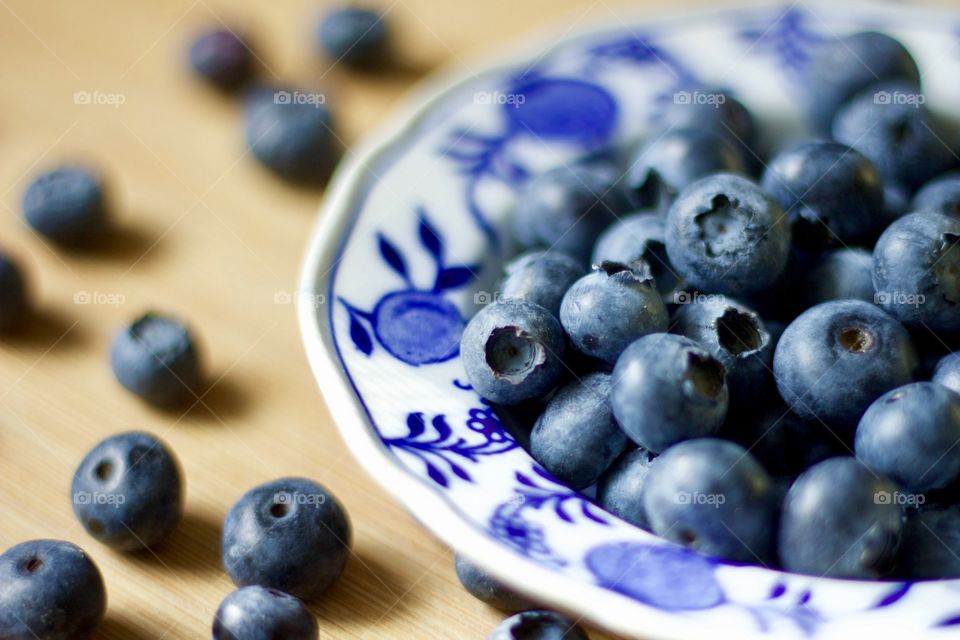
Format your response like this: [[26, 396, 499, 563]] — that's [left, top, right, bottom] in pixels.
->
[[53, 222, 161, 266], [124, 510, 222, 577], [306, 548, 409, 624], [180, 375, 249, 423], [15, 307, 85, 351], [96, 615, 156, 640]]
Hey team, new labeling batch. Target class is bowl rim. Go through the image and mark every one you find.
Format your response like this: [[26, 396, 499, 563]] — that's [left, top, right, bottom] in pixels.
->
[[297, 2, 958, 637]]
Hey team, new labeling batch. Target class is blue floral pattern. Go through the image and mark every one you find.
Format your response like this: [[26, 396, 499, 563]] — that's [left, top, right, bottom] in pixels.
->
[[443, 73, 619, 249], [338, 210, 478, 365], [738, 5, 824, 75]]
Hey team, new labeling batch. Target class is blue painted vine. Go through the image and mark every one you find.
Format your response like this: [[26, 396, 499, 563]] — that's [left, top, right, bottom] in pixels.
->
[[382, 383, 518, 488], [489, 464, 610, 568]]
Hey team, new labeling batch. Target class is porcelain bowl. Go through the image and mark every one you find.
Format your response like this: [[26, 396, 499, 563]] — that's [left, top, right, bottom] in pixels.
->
[[299, 3, 960, 637]]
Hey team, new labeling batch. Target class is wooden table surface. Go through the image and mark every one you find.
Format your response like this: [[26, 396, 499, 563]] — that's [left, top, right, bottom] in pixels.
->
[[2, 1, 950, 638]]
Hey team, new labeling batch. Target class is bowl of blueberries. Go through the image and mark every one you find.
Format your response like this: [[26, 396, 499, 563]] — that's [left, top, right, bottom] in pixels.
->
[[300, 2, 960, 639]]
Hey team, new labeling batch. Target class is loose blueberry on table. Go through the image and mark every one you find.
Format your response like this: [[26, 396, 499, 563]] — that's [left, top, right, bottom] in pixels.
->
[[0, 249, 30, 333], [221, 477, 351, 600], [0, 539, 106, 639], [22, 165, 110, 246], [245, 86, 339, 184], [455, 554, 537, 612], [71, 430, 183, 550], [188, 28, 256, 91], [315, 6, 389, 69], [488, 610, 589, 640], [213, 585, 318, 640], [111, 311, 204, 408]]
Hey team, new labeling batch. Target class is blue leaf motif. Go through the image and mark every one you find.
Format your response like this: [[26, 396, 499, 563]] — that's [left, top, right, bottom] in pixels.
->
[[349, 314, 373, 355], [436, 266, 476, 290], [872, 582, 911, 608], [406, 413, 426, 439], [432, 414, 452, 441], [554, 502, 573, 524], [418, 213, 443, 259], [515, 471, 538, 488], [425, 462, 448, 487], [449, 462, 471, 482], [378, 233, 408, 278], [936, 615, 960, 627], [768, 583, 787, 600]]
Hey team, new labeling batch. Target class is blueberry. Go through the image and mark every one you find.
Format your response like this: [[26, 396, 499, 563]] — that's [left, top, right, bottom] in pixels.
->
[[626, 128, 746, 210], [773, 300, 917, 431], [721, 400, 845, 478], [804, 31, 920, 132], [664, 174, 791, 297], [643, 438, 776, 563], [761, 141, 884, 249], [511, 163, 633, 262], [671, 297, 773, 412], [779, 457, 902, 578], [22, 166, 109, 245], [883, 182, 911, 224], [71, 431, 183, 550], [590, 211, 680, 295], [833, 82, 955, 192], [856, 382, 960, 493], [110, 312, 203, 408], [498, 250, 585, 318], [213, 586, 317, 640], [461, 300, 566, 405], [559, 262, 668, 366], [611, 333, 728, 453], [454, 554, 535, 612], [805, 248, 875, 306], [934, 352, 960, 395], [0, 251, 29, 332], [873, 211, 960, 331], [188, 28, 255, 91], [245, 87, 338, 184], [656, 88, 758, 164], [222, 477, 351, 600], [913, 171, 960, 217], [487, 610, 588, 640], [595, 447, 657, 529], [0, 539, 106, 639], [315, 6, 388, 68], [895, 506, 960, 579], [530, 373, 627, 490]]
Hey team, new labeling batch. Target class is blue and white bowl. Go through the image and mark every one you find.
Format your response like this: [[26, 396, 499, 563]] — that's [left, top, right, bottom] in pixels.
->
[[299, 3, 960, 637]]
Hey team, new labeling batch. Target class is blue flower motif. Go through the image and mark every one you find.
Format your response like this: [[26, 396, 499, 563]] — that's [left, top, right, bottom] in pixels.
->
[[339, 210, 479, 365], [443, 72, 620, 249], [489, 505, 562, 567], [585, 542, 725, 611], [738, 5, 824, 75]]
